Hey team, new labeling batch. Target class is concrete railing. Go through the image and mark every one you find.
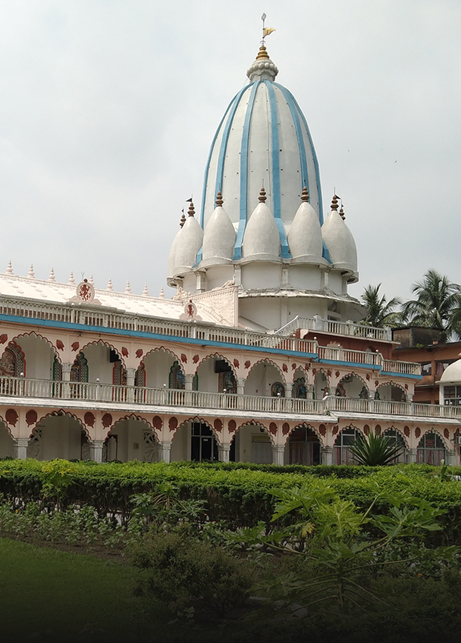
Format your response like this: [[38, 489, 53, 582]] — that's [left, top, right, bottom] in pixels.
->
[[275, 316, 393, 341], [1, 376, 459, 419]]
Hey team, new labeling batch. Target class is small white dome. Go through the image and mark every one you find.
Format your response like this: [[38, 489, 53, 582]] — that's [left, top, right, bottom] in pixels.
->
[[168, 229, 181, 277], [288, 189, 324, 263], [242, 190, 281, 261], [173, 206, 204, 276], [322, 198, 358, 274], [440, 359, 461, 383], [201, 194, 236, 267]]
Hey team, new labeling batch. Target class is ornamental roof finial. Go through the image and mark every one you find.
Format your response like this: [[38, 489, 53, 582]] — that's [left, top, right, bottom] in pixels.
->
[[258, 186, 267, 203], [339, 204, 346, 220], [179, 210, 186, 228], [331, 194, 339, 211], [142, 284, 149, 297], [106, 278, 113, 291], [48, 268, 56, 282], [215, 191, 223, 207], [28, 264, 35, 279], [68, 271, 75, 285], [301, 186, 309, 203], [187, 201, 195, 217]]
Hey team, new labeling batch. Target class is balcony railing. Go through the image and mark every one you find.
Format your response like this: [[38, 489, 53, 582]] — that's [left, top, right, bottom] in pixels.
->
[[275, 316, 393, 341], [1, 376, 459, 419]]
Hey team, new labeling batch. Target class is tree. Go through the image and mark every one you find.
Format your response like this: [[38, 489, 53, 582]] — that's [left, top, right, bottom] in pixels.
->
[[402, 270, 461, 342], [360, 284, 402, 327]]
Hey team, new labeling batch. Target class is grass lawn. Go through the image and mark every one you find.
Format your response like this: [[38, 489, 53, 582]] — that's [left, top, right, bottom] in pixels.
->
[[0, 538, 162, 643]]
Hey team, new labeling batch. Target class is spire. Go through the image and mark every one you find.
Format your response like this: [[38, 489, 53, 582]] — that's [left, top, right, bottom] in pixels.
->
[[301, 186, 309, 203], [6, 260, 13, 275], [256, 44, 270, 60], [215, 191, 223, 207], [106, 278, 113, 291], [188, 201, 195, 217], [27, 264, 35, 279], [142, 284, 149, 297], [179, 211, 186, 228], [48, 268, 56, 282], [331, 194, 339, 211], [339, 204, 346, 220], [258, 186, 267, 203], [68, 271, 75, 285]]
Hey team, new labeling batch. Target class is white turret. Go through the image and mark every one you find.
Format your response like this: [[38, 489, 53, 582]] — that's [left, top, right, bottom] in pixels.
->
[[200, 192, 236, 267], [322, 195, 358, 280], [288, 187, 324, 264], [242, 188, 281, 262]]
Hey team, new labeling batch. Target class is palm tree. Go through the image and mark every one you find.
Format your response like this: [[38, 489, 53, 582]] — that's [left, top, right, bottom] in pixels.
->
[[360, 284, 402, 328], [402, 270, 461, 342]]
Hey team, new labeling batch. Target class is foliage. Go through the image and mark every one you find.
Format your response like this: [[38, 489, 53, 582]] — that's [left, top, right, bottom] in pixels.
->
[[401, 269, 461, 341], [361, 283, 402, 327], [238, 483, 457, 613], [131, 529, 254, 617], [349, 432, 404, 466]]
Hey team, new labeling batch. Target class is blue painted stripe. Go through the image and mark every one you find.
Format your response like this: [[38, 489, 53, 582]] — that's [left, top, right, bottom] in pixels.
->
[[196, 87, 250, 265], [284, 89, 330, 260], [200, 88, 245, 227], [264, 81, 290, 258], [233, 81, 260, 260], [274, 83, 309, 196]]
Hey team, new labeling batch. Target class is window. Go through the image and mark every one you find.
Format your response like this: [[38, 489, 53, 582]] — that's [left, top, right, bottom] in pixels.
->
[[421, 362, 432, 376], [444, 385, 461, 406]]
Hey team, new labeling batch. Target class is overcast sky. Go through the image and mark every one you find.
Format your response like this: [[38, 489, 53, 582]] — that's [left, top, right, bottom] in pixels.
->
[[1, 0, 460, 307]]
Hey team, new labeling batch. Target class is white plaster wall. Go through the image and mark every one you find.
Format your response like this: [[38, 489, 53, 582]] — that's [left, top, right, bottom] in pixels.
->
[[182, 273, 196, 294], [245, 363, 283, 396], [340, 376, 367, 397], [205, 265, 234, 290], [242, 263, 281, 290], [196, 358, 219, 392], [16, 335, 55, 379], [143, 350, 178, 389], [239, 298, 281, 331], [34, 416, 82, 460], [0, 423, 14, 457], [314, 373, 329, 399], [328, 271, 343, 295], [234, 424, 272, 463], [286, 297, 328, 321], [171, 423, 190, 461], [83, 344, 113, 384], [288, 265, 322, 291]]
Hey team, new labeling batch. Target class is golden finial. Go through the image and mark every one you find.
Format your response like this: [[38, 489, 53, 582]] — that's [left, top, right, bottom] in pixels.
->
[[215, 191, 223, 207], [301, 186, 309, 202], [258, 186, 267, 203]]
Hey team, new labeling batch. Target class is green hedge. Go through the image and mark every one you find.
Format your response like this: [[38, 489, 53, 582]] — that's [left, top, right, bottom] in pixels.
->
[[1, 460, 461, 538]]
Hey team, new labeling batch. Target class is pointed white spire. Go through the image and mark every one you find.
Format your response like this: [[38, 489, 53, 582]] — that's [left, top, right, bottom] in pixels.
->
[[106, 278, 113, 291], [28, 264, 35, 279], [159, 287, 165, 299], [142, 284, 149, 297], [68, 271, 75, 285], [48, 268, 56, 282], [6, 260, 13, 275], [125, 281, 132, 294], [89, 275, 94, 285]]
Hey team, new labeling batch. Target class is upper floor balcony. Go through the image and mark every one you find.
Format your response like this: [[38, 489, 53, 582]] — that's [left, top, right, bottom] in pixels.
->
[[0, 375, 457, 421]]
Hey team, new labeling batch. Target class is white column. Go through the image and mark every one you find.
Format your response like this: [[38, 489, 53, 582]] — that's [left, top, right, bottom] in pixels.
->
[[407, 448, 417, 463], [321, 446, 333, 465], [126, 368, 136, 403], [89, 440, 105, 463], [237, 378, 245, 409], [306, 384, 314, 400], [218, 444, 231, 463], [159, 441, 172, 463], [62, 362, 72, 398], [14, 438, 29, 460], [447, 450, 457, 466], [272, 445, 285, 466], [185, 373, 194, 405]]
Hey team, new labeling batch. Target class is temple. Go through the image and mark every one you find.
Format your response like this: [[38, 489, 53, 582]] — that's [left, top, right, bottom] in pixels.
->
[[0, 40, 459, 465]]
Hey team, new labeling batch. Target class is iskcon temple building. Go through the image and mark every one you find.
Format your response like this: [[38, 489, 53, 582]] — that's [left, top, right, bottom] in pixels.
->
[[1, 40, 460, 466]]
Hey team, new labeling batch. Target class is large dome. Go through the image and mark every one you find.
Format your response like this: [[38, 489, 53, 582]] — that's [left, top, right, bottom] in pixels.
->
[[167, 41, 363, 331], [199, 43, 324, 261]]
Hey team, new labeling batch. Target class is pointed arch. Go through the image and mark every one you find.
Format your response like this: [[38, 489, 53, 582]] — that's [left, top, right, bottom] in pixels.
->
[[286, 422, 324, 445], [333, 425, 364, 465], [9, 331, 61, 364], [34, 410, 89, 438], [246, 358, 286, 385], [0, 341, 26, 377], [417, 430, 448, 465], [141, 345, 183, 367], [194, 353, 238, 379], [79, 340, 125, 366]]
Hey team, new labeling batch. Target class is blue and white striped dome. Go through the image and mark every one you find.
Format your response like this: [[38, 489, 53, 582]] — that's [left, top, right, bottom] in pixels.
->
[[200, 44, 324, 261]]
